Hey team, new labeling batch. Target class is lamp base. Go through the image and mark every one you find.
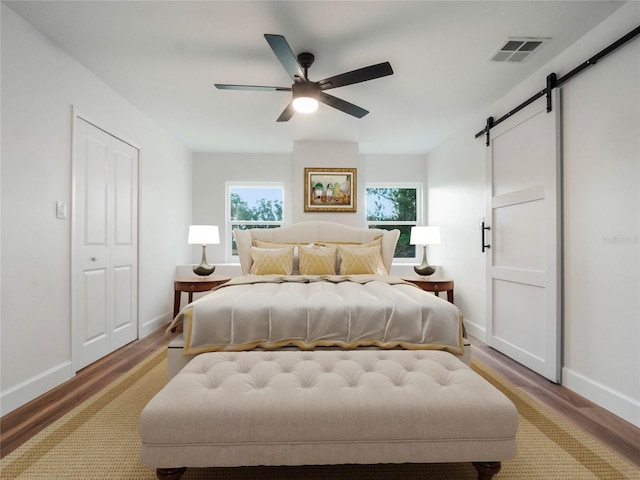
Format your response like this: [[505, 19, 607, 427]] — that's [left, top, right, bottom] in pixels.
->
[[414, 265, 436, 276], [193, 244, 215, 276], [193, 264, 215, 276], [415, 244, 435, 276]]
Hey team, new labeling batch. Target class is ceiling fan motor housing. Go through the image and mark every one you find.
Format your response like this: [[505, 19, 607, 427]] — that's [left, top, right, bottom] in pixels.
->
[[292, 80, 319, 99]]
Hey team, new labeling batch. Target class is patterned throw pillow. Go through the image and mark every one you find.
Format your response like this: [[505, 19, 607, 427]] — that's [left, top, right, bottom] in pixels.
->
[[317, 235, 387, 275], [249, 246, 294, 275], [298, 245, 337, 275], [252, 239, 302, 274], [338, 245, 385, 275], [339, 240, 387, 275]]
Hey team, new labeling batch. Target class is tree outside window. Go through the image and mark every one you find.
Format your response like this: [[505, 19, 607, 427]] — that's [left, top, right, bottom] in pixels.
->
[[227, 184, 284, 257], [365, 184, 421, 258]]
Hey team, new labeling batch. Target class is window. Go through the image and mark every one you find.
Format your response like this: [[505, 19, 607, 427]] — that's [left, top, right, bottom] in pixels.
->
[[226, 183, 284, 258], [365, 184, 422, 259]]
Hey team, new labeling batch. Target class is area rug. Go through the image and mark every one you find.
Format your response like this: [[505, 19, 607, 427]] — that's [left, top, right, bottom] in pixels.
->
[[1, 349, 638, 480]]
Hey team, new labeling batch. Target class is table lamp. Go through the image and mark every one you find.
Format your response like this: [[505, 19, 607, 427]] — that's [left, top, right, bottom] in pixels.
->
[[410, 226, 440, 276], [188, 225, 220, 276]]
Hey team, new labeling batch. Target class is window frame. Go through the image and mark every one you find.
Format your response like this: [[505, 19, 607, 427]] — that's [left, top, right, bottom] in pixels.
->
[[225, 181, 285, 261], [364, 182, 423, 262]]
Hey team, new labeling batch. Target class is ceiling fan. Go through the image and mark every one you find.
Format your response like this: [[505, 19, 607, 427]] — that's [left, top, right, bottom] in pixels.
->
[[215, 34, 394, 122]]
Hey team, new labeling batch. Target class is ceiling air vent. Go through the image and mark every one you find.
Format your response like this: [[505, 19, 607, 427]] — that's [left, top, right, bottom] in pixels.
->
[[488, 37, 549, 63]]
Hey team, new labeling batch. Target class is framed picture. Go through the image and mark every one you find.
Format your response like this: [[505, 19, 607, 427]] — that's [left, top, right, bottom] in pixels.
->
[[304, 167, 357, 212]]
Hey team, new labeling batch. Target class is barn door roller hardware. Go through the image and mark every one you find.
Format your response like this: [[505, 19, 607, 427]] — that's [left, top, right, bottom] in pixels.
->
[[476, 25, 640, 146]]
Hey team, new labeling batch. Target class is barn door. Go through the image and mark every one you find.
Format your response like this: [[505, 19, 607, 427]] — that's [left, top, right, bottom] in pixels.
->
[[72, 116, 139, 371], [485, 91, 562, 383]]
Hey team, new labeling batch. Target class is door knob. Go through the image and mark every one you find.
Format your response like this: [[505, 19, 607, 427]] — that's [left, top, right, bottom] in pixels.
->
[[90, 257, 97, 262]]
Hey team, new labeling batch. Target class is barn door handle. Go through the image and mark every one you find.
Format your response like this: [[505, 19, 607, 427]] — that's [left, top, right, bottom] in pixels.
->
[[481, 222, 491, 253]]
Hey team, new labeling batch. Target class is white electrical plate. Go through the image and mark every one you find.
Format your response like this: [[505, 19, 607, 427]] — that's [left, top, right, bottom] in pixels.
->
[[56, 201, 67, 219]]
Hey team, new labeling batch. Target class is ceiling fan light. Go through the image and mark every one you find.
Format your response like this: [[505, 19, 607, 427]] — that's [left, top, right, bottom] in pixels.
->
[[293, 96, 319, 114]]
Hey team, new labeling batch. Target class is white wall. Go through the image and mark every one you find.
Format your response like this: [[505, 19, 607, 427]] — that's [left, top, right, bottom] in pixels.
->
[[192, 152, 293, 264], [561, 8, 639, 426], [425, 136, 486, 332], [0, 5, 192, 415], [192, 145, 429, 267], [426, 2, 640, 426]]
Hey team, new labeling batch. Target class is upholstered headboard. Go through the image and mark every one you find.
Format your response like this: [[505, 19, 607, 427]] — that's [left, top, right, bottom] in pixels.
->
[[234, 221, 400, 275]]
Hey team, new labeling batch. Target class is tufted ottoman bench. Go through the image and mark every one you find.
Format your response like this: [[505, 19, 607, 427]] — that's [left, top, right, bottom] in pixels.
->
[[140, 350, 518, 480]]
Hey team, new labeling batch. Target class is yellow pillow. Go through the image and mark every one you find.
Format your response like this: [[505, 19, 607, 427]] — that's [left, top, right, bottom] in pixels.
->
[[338, 245, 386, 275], [316, 234, 383, 249], [249, 246, 294, 275], [252, 239, 303, 273], [298, 245, 337, 275], [252, 239, 300, 248], [337, 236, 387, 274], [317, 235, 385, 274]]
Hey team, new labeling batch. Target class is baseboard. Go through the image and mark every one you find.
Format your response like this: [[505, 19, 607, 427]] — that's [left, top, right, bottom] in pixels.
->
[[463, 321, 486, 342], [139, 311, 172, 338], [563, 367, 640, 428], [0, 361, 73, 416]]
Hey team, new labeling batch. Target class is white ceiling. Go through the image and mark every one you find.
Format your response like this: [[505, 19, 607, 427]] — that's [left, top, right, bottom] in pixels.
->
[[5, 1, 624, 154]]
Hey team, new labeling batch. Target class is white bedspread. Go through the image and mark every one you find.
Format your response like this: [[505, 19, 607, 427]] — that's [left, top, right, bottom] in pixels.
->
[[168, 275, 464, 355]]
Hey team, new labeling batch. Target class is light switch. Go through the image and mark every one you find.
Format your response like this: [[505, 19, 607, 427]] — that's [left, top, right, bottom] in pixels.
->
[[56, 201, 67, 219]]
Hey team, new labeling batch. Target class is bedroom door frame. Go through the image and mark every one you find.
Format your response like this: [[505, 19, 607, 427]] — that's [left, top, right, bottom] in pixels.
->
[[71, 110, 140, 372], [485, 90, 562, 383]]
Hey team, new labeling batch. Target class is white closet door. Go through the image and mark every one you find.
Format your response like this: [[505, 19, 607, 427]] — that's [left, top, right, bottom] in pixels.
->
[[485, 92, 562, 383], [72, 117, 138, 371], [109, 139, 138, 351]]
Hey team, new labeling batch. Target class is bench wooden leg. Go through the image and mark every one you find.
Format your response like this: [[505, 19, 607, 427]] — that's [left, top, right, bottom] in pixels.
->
[[156, 467, 186, 480], [472, 462, 502, 480]]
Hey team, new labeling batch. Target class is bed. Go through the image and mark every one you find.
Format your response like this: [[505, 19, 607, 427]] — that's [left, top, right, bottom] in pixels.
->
[[166, 221, 467, 377], [143, 221, 517, 480]]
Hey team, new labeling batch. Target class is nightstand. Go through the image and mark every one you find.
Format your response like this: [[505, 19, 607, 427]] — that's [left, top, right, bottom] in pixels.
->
[[173, 275, 231, 318], [402, 276, 454, 304]]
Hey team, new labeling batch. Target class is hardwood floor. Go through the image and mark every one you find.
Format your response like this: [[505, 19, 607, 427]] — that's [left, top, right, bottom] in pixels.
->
[[469, 336, 640, 469], [1, 327, 639, 470], [0, 326, 180, 458]]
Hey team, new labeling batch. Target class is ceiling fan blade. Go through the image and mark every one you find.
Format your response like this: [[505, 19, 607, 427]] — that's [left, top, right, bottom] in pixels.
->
[[215, 84, 291, 92], [264, 34, 304, 80], [277, 103, 296, 122], [318, 92, 369, 118], [318, 62, 393, 90]]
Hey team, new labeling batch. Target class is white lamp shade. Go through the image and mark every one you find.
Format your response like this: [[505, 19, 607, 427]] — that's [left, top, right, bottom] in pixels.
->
[[410, 226, 441, 245], [187, 225, 220, 245]]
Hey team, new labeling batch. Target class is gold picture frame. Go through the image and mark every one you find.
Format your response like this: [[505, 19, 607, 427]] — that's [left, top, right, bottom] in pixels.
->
[[304, 167, 357, 212]]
